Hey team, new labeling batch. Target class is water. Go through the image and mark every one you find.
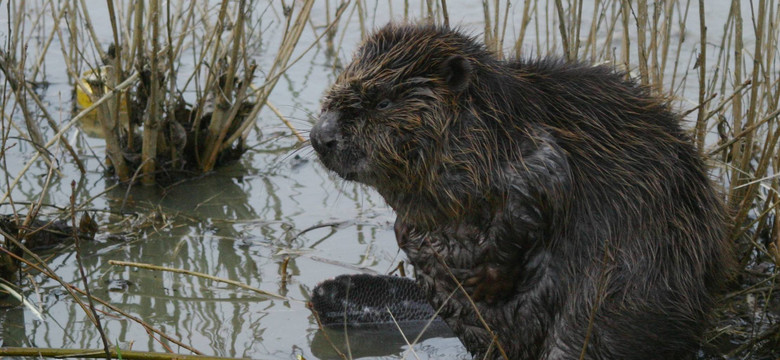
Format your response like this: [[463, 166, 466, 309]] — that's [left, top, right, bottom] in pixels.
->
[[0, 1, 754, 359]]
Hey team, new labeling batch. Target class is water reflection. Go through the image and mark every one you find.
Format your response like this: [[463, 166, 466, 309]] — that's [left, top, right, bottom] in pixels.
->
[[310, 325, 461, 360], [1, 141, 405, 357]]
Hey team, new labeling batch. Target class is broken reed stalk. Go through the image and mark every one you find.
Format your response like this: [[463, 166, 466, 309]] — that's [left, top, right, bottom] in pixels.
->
[[211, 64, 256, 153], [596, 1, 620, 62], [77, 0, 107, 61], [498, 0, 510, 55], [357, 0, 367, 40]]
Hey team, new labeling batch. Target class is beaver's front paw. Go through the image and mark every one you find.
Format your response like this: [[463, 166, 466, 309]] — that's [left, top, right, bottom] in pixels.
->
[[463, 264, 517, 304]]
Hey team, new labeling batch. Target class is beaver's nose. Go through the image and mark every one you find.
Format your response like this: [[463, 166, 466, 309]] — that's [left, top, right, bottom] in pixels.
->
[[310, 110, 340, 154]]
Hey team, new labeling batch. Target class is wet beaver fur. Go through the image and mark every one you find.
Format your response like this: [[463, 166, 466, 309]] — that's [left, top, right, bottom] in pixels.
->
[[310, 23, 731, 359]]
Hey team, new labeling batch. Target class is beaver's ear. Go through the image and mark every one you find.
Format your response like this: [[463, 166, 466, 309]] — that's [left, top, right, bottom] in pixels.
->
[[441, 55, 472, 92]]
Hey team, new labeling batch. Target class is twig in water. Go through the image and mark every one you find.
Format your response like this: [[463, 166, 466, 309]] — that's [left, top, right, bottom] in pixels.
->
[[308, 304, 348, 360], [290, 221, 347, 242], [386, 306, 421, 360], [108, 260, 289, 300], [0, 347, 245, 360], [0, 281, 43, 320], [266, 100, 305, 143]]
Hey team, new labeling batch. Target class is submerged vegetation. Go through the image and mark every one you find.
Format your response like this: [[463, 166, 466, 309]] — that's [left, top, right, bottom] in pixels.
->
[[0, 0, 778, 359]]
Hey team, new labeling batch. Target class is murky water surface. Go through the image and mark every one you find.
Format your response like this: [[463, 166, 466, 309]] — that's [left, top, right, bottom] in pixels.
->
[[0, 1, 743, 359]]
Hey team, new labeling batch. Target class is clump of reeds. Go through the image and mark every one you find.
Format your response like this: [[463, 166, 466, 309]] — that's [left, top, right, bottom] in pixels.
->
[[74, 0, 316, 186]]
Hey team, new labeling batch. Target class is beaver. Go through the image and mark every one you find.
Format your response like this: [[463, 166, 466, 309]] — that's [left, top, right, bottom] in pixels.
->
[[309, 23, 731, 359]]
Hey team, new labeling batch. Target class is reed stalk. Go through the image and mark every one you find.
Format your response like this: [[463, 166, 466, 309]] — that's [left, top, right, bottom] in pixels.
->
[[658, 2, 674, 86], [694, 0, 708, 148], [572, 0, 582, 60], [92, 72, 130, 181], [554, 0, 570, 61], [141, 0, 161, 185], [636, 0, 649, 85], [200, 0, 247, 172], [482, 0, 494, 53], [514, 0, 534, 58], [108, 260, 287, 300], [227, 0, 316, 150], [0, 347, 242, 360], [620, 1, 630, 72], [730, 0, 768, 235]]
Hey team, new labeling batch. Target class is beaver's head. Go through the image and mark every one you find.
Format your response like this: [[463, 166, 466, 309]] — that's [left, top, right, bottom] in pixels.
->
[[310, 24, 486, 194]]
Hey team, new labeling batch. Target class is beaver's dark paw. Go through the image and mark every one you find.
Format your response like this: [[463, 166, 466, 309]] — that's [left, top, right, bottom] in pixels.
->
[[463, 264, 516, 304], [394, 220, 409, 248]]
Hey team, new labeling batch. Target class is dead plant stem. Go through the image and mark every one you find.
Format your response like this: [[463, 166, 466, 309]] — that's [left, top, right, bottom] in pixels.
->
[[141, 0, 161, 185], [0, 347, 239, 360], [108, 260, 288, 300]]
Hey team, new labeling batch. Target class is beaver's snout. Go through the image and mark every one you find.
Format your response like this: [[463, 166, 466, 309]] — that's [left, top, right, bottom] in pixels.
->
[[310, 110, 341, 156], [310, 110, 367, 182]]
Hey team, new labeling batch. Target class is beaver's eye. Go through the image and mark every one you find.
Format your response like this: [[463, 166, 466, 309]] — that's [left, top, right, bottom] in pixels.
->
[[376, 99, 392, 110]]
